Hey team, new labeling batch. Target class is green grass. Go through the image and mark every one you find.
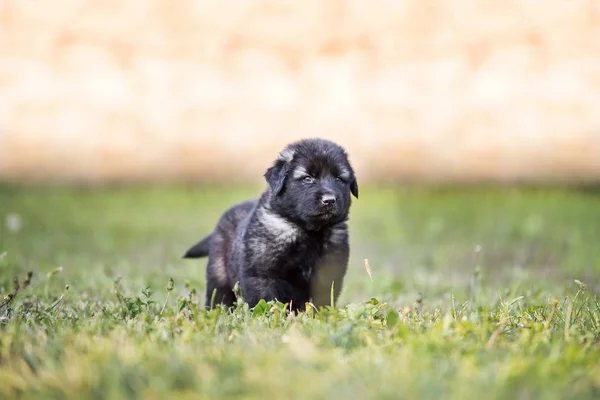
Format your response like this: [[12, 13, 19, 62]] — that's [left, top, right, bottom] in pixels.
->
[[1, 184, 600, 399]]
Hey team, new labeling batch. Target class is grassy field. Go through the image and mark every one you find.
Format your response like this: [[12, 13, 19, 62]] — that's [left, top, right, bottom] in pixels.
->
[[1, 184, 600, 399]]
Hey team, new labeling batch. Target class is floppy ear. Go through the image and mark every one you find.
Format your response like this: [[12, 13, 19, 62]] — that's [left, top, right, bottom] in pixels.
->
[[264, 160, 291, 196], [350, 178, 359, 199]]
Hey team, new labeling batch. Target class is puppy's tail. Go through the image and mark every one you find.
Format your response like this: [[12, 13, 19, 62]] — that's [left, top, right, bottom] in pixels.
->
[[182, 234, 212, 258]]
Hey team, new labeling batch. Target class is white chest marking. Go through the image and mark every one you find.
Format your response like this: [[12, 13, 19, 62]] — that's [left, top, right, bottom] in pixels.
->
[[259, 209, 298, 244]]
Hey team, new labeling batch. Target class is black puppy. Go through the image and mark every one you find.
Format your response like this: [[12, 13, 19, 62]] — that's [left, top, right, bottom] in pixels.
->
[[183, 138, 359, 311]]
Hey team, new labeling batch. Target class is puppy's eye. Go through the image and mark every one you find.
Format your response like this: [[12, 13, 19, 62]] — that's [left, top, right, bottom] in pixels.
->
[[335, 177, 345, 183], [303, 176, 315, 184]]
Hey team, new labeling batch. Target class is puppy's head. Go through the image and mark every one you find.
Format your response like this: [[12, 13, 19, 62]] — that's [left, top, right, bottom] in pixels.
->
[[264, 138, 358, 230]]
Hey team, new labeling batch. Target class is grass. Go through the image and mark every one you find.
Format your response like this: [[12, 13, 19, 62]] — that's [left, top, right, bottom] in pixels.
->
[[1, 183, 600, 399]]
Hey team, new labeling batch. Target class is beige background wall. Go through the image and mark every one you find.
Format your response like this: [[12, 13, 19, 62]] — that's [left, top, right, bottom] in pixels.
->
[[1, 0, 599, 184]]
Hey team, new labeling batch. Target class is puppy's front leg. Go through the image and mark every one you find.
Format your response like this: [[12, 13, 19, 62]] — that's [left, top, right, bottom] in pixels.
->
[[310, 249, 349, 309], [241, 277, 308, 312]]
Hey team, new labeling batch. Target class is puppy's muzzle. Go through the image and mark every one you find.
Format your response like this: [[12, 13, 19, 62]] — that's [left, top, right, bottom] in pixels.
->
[[321, 194, 336, 206]]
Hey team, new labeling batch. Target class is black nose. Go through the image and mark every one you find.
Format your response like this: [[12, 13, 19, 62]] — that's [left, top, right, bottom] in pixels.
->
[[321, 194, 336, 206]]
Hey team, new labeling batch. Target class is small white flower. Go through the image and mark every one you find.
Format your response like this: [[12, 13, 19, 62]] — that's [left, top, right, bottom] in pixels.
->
[[5, 213, 22, 232]]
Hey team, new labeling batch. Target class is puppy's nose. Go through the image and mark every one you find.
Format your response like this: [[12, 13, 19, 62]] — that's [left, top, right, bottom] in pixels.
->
[[321, 194, 336, 206]]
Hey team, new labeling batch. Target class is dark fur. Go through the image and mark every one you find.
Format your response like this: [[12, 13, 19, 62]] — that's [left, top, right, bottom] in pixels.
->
[[183, 138, 358, 312]]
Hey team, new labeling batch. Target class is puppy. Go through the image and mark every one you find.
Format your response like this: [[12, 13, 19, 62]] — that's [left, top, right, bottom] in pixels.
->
[[183, 138, 359, 312]]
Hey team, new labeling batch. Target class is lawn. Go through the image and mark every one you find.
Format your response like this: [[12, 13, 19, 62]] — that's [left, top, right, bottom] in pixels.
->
[[1, 184, 600, 399]]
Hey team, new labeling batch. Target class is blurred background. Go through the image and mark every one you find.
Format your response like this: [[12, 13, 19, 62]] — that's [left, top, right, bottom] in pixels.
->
[[1, 0, 599, 184], [1, 1, 600, 305], [2, 4, 600, 397]]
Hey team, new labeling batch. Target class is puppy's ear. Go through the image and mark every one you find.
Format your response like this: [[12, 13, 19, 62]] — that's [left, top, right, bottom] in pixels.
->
[[264, 160, 291, 196], [350, 178, 359, 199]]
